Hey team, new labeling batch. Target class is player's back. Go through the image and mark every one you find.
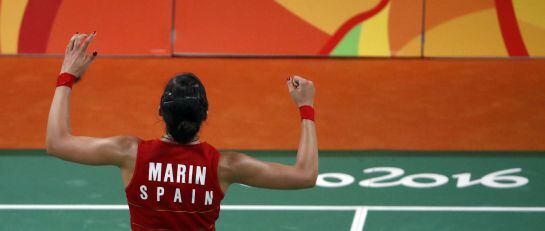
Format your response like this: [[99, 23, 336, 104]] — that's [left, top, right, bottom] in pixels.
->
[[125, 139, 224, 230]]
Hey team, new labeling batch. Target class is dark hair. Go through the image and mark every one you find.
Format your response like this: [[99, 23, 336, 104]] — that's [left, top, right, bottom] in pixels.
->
[[159, 73, 208, 144]]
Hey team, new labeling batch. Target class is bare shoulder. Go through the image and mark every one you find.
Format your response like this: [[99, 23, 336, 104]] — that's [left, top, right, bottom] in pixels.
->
[[218, 151, 249, 181], [220, 151, 247, 161], [219, 151, 245, 167], [108, 136, 140, 154], [112, 136, 141, 165], [116, 136, 141, 149], [219, 151, 253, 168]]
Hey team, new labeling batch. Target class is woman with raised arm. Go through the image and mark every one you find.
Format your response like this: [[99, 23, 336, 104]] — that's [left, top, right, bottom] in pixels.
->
[[46, 33, 318, 230]]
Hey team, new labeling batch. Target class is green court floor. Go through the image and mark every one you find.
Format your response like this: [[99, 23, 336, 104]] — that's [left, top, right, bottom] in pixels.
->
[[1, 150, 544, 230]]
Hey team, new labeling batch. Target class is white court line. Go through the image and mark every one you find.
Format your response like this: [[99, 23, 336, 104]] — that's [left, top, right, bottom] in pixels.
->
[[1, 204, 545, 212], [350, 207, 368, 231], [221, 205, 358, 211], [364, 206, 545, 212], [0, 204, 128, 210]]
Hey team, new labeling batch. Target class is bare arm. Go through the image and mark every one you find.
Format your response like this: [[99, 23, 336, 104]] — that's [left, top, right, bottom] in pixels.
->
[[46, 32, 139, 167], [220, 76, 318, 189]]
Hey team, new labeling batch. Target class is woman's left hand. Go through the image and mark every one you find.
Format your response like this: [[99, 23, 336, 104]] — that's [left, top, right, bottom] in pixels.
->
[[60, 32, 98, 78]]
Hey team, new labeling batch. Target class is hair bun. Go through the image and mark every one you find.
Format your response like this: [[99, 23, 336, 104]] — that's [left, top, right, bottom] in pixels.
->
[[160, 73, 208, 144], [170, 120, 199, 143]]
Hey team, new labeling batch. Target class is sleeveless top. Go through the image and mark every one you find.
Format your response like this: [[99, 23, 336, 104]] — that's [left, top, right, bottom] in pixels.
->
[[125, 139, 224, 230]]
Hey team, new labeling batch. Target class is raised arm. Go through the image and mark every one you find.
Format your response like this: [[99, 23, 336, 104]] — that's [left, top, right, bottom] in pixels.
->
[[219, 76, 318, 189], [46, 32, 139, 167]]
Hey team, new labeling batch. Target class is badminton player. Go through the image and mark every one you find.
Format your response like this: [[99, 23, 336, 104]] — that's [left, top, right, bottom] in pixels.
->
[[46, 32, 318, 230]]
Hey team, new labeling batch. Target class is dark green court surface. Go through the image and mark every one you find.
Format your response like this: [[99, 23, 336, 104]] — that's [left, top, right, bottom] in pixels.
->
[[1, 150, 544, 230], [364, 211, 545, 231]]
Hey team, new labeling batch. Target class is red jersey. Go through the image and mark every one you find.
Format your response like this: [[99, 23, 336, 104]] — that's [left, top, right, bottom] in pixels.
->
[[125, 139, 224, 230]]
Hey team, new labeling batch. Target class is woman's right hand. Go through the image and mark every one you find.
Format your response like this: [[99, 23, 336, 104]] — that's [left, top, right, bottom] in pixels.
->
[[287, 75, 315, 107]]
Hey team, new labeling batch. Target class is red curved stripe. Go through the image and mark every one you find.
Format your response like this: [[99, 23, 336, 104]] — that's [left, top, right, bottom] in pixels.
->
[[319, 0, 390, 55], [18, 0, 63, 53], [494, 0, 528, 57]]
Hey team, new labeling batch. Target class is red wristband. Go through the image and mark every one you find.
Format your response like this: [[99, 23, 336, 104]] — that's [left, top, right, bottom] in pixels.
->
[[56, 73, 77, 88], [299, 105, 315, 122]]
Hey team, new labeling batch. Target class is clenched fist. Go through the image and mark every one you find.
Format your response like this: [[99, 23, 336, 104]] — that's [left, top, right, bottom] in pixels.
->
[[287, 75, 315, 107]]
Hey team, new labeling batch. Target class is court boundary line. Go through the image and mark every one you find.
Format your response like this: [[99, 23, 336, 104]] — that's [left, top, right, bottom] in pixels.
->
[[1, 204, 545, 212], [3, 205, 544, 231], [350, 207, 368, 231]]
